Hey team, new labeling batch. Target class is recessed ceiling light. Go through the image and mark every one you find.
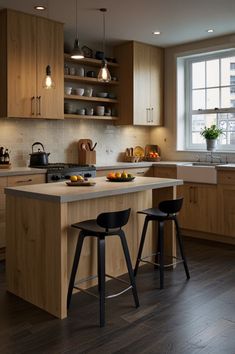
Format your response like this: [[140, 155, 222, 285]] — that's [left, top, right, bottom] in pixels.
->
[[207, 29, 214, 33], [153, 31, 161, 35], [34, 5, 47, 11]]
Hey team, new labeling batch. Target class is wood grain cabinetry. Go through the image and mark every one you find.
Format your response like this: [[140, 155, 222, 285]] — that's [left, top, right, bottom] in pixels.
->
[[96, 166, 153, 177], [177, 183, 217, 234], [154, 166, 177, 178], [217, 170, 235, 237], [64, 54, 119, 121], [0, 9, 64, 119], [0, 173, 45, 258], [114, 41, 163, 126]]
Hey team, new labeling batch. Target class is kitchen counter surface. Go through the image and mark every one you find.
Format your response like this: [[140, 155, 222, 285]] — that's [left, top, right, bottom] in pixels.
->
[[216, 163, 235, 170], [95, 161, 191, 170], [0, 166, 46, 176], [5, 176, 183, 203]]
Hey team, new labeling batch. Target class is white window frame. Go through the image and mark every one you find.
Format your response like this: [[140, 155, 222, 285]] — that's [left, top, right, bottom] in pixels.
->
[[177, 49, 235, 152]]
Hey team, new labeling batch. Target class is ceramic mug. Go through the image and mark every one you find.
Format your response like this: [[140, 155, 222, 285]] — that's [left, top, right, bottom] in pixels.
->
[[69, 67, 76, 75], [84, 88, 93, 97], [85, 108, 94, 116], [96, 106, 105, 116], [77, 67, 85, 77]]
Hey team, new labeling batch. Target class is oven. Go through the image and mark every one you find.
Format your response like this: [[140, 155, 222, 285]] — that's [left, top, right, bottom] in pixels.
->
[[31, 163, 96, 183]]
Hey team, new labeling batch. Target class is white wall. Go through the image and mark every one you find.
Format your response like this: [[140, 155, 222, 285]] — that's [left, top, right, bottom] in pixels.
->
[[150, 33, 235, 163], [0, 118, 150, 166]]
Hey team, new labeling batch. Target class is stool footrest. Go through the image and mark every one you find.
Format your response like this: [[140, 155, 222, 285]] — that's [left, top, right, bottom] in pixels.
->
[[139, 253, 184, 268], [73, 273, 133, 299]]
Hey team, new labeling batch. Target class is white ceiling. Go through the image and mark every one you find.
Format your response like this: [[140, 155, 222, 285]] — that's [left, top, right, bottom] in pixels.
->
[[1, 0, 235, 50]]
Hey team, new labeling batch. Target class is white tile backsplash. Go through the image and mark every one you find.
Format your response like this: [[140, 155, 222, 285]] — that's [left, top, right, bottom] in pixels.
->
[[0, 118, 151, 166]]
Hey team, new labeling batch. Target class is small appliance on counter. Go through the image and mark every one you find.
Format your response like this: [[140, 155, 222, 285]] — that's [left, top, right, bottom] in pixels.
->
[[29, 142, 50, 166], [78, 139, 97, 165], [0, 146, 11, 168]]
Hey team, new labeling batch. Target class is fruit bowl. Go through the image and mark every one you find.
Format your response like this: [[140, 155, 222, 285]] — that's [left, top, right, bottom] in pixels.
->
[[106, 176, 135, 182]]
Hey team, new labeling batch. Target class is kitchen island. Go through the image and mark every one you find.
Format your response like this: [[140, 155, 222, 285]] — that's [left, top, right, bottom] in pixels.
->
[[5, 176, 183, 319]]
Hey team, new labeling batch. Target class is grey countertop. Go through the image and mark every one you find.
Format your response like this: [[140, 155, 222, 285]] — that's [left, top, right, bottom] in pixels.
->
[[5, 176, 183, 203], [0, 167, 47, 177], [95, 161, 190, 170]]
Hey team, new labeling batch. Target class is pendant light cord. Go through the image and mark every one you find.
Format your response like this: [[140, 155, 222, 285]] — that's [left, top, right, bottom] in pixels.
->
[[75, 0, 78, 39], [103, 10, 105, 56]]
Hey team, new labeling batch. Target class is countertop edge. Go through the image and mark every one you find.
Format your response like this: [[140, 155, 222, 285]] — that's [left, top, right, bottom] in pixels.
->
[[5, 178, 183, 203], [0, 167, 47, 177]]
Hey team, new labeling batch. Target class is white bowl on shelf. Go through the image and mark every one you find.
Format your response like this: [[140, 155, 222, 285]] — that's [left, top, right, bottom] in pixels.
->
[[64, 87, 72, 95], [75, 88, 84, 96]]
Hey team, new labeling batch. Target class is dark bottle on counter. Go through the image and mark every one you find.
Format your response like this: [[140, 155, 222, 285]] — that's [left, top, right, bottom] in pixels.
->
[[4, 149, 10, 164], [0, 147, 4, 164]]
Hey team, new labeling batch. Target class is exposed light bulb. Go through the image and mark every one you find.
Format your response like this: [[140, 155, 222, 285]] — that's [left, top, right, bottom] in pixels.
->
[[43, 65, 55, 89], [98, 60, 111, 82]]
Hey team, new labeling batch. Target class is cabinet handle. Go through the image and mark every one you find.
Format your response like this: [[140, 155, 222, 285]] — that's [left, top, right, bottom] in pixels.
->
[[193, 187, 197, 204], [16, 179, 33, 183], [36, 96, 41, 116], [146, 108, 149, 123], [151, 107, 154, 123], [31, 96, 35, 116], [136, 171, 145, 174], [189, 186, 193, 203]]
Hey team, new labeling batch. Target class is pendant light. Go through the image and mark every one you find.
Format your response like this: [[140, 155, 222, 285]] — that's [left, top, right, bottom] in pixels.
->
[[42, 0, 55, 89], [97, 8, 111, 82], [71, 0, 84, 59], [43, 65, 55, 89]]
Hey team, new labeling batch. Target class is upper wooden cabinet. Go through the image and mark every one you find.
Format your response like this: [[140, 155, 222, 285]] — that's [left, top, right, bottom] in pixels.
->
[[114, 41, 164, 126], [0, 9, 64, 119]]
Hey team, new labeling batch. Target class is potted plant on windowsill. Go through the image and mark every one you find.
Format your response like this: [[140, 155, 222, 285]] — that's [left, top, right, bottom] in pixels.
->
[[200, 124, 223, 151]]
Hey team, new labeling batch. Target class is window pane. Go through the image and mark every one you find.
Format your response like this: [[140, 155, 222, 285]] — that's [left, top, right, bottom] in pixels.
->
[[192, 61, 205, 88], [221, 57, 232, 86], [206, 59, 219, 87], [192, 89, 205, 110], [221, 87, 235, 108], [206, 88, 219, 109], [192, 132, 204, 144], [192, 114, 216, 132]]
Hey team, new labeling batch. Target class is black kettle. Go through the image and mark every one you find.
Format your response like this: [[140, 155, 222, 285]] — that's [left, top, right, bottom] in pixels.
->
[[29, 142, 50, 166]]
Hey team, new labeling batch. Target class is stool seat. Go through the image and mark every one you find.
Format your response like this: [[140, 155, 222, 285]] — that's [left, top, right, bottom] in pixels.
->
[[138, 208, 168, 219], [134, 197, 190, 289], [67, 208, 139, 327], [72, 219, 120, 236]]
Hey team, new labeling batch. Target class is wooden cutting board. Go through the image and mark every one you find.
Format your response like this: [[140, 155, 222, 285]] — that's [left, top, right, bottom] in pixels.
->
[[78, 139, 93, 151]]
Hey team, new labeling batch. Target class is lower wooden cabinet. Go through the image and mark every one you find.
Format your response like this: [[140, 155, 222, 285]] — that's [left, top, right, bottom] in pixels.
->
[[0, 173, 45, 258], [177, 183, 218, 234], [154, 166, 177, 178], [217, 178, 235, 237]]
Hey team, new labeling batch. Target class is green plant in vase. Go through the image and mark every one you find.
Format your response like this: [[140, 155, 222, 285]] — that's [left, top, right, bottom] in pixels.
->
[[200, 124, 223, 151]]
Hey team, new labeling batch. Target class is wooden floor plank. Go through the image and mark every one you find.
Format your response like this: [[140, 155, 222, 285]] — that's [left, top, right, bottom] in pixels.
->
[[1, 237, 235, 353]]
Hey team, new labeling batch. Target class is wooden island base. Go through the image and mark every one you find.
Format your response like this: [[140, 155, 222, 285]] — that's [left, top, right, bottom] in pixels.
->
[[5, 177, 180, 318]]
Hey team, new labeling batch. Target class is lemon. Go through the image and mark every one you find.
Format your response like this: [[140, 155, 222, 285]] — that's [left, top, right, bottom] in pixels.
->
[[77, 175, 84, 181], [115, 172, 121, 178], [70, 175, 78, 182]]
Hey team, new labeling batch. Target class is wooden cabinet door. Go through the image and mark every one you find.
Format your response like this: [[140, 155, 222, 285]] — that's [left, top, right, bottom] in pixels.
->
[[150, 46, 163, 125], [217, 185, 235, 237], [36, 18, 64, 119], [0, 177, 7, 248], [178, 183, 217, 234], [7, 10, 37, 118], [154, 166, 177, 178], [133, 42, 150, 125], [0, 174, 45, 251], [114, 41, 163, 126]]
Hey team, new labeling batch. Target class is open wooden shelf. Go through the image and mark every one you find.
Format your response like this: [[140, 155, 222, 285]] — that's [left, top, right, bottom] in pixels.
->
[[64, 75, 119, 85], [64, 95, 118, 103], [64, 53, 119, 68], [64, 114, 118, 120]]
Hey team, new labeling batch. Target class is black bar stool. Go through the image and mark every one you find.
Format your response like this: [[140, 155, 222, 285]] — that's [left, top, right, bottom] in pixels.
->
[[67, 208, 139, 327], [134, 197, 190, 289]]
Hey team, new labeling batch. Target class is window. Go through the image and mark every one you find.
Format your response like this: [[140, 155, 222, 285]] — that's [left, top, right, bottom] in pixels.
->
[[177, 50, 235, 151]]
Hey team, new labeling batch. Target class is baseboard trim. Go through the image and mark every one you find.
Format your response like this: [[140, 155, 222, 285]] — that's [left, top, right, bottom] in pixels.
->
[[181, 229, 235, 246]]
